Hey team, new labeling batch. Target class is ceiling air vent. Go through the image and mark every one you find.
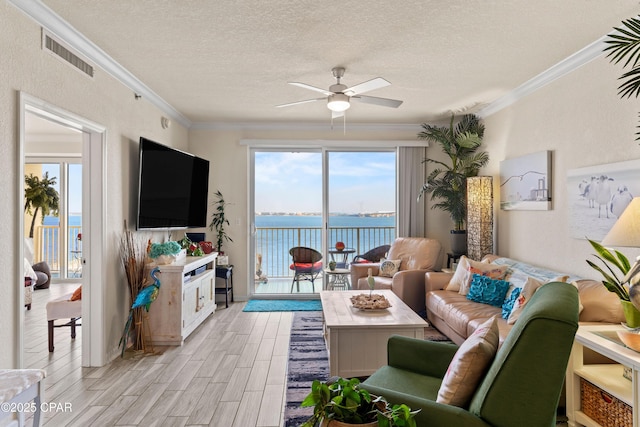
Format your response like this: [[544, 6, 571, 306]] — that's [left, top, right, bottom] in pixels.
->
[[42, 30, 94, 78]]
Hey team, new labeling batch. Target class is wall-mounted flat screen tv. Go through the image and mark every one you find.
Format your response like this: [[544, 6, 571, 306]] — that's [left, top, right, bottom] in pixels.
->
[[137, 137, 210, 230]]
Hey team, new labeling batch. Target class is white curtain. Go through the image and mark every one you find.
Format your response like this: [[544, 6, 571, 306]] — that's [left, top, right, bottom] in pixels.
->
[[398, 146, 427, 237]]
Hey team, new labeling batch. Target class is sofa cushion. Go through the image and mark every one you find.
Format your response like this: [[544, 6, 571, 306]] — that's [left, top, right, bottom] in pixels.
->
[[427, 290, 502, 340], [574, 279, 625, 323], [437, 316, 499, 407], [466, 274, 511, 307]]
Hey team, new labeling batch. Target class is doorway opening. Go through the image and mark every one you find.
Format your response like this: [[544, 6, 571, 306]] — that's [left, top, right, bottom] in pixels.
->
[[19, 92, 106, 368]]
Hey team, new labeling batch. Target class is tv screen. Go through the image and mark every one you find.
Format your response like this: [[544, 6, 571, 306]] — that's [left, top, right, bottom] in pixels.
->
[[137, 137, 210, 230]]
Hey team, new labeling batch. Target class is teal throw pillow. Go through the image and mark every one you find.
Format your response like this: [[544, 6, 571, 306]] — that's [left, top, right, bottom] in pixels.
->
[[467, 274, 511, 307], [501, 287, 521, 319]]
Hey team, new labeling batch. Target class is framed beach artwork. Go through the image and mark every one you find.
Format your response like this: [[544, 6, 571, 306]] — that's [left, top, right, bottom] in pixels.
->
[[567, 159, 640, 240], [500, 150, 552, 211]]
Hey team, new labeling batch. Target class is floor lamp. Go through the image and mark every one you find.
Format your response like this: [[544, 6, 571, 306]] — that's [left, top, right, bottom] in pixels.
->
[[467, 176, 493, 261]]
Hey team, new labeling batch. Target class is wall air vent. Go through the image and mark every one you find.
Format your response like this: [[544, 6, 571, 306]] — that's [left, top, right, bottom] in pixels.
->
[[42, 30, 94, 78]]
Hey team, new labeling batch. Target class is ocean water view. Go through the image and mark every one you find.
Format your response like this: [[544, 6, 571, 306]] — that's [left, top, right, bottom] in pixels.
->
[[39, 214, 393, 279], [254, 214, 395, 278]]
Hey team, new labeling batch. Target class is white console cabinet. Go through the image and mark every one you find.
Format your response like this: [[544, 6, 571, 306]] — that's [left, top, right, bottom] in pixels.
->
[[148, 254, 217, 345]]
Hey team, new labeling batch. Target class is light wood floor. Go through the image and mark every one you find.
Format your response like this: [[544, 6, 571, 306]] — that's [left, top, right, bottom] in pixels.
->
[[23, 283, 293, 427]]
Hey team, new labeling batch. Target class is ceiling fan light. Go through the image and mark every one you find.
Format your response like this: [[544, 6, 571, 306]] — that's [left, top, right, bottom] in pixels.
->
[[327, 94, 350, 112]]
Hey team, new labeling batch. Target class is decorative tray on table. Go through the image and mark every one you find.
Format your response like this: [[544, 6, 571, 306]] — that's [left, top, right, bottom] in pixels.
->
[[350, 293, 392, 310]]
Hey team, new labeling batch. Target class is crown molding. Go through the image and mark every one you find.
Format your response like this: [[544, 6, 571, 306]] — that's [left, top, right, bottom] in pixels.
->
[[8, 0, 192, 128], [190, 120, 423, 132], [477, 35, 607, 118]]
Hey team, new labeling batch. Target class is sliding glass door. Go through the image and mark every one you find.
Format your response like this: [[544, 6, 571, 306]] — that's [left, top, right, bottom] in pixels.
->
[[327, 151, 396, 266], [251, 148, 396, 296]]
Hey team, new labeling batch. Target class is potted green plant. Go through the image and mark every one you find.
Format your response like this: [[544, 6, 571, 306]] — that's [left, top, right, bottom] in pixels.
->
[[586, 238, 640, 327], [208, 190, 233, 254], [417, 114, 488, 255], [301, 377, 418, 427]]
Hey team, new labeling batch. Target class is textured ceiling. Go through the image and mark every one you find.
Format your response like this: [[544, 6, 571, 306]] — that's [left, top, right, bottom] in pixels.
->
[[36, 0, 640, 126]]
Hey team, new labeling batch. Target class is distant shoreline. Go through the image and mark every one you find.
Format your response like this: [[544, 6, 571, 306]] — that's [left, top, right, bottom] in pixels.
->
[[255, 212, 395, 217]]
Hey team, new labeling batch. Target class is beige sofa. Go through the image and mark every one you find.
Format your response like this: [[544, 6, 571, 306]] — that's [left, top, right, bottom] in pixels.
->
[[351, 237, 443, 313], [425, 254, 625, 345]]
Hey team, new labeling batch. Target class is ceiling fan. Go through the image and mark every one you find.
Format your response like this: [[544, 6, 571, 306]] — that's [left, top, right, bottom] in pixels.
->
[[276, 67, 403, 118]]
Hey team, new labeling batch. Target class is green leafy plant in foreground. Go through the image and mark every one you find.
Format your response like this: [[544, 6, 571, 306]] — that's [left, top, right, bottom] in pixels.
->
[[300, 377, 419, 427], [586, 238, 631, 301]]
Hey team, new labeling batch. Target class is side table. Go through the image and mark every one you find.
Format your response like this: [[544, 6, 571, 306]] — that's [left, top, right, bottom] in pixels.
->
[[446, 252, 463, 269], [325, 268, 351, 290], [215, 265, 234, 308], [566, 325, 637, 427], [328, 249, 356, 268]]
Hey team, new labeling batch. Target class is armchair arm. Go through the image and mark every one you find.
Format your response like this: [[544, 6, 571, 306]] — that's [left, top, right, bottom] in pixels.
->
[[391, 269, 428, 312], [350, 263, 380, 289], [387, 335, 458, 378], [363, 387, 490, 427], [425, 272, 453, 292]]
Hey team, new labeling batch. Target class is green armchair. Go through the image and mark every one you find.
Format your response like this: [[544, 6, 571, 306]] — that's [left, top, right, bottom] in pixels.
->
[[361, 281, 579, 427]]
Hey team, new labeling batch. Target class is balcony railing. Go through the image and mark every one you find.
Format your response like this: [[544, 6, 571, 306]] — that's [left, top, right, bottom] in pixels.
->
[[34, 225, 82, 277], [255, 225, 395, 279]]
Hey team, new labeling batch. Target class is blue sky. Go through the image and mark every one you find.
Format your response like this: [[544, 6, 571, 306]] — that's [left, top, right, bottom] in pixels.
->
[[254, 151, 396, 214]]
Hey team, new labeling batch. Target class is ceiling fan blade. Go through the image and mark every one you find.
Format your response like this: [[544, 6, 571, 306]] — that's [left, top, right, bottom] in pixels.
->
[[289, 82, 333, 96], [352, 95, 403, 108], [343, 77, 390, 96], [332, 110, 345, 119], [276, 98, 324, 108]]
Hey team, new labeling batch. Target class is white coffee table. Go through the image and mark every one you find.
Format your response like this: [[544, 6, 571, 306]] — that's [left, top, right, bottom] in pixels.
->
[[320, 289, 428, 378]]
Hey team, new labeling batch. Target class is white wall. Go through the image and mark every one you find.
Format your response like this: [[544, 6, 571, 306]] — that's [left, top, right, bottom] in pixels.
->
[[188, 126, 427, 299], [1, 3, 188, 367], [483, 53, 640, 279]]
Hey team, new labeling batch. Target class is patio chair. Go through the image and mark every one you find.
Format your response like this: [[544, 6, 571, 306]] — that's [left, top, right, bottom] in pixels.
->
[[289, 246, 323, 292], [352, 244, 391, 263]]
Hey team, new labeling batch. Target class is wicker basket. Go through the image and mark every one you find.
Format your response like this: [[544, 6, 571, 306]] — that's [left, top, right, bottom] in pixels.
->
[[580, 378, 632, 427]]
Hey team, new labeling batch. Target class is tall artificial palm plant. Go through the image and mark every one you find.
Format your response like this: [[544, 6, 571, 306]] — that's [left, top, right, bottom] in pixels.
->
[[24, 172, 60, 238], [209, 190, 233, 253], [604, 16, 640, 140], [417, 114, 488, 231]]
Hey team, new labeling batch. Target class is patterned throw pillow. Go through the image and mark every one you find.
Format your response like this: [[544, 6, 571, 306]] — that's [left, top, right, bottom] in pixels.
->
[[507, 277, 544, 324], [437, 316, 499, 407], [502, 287, 521, 319], [466, 274, 511, 307], [379, 259, 401, 277], [459, 264, 509, 296]]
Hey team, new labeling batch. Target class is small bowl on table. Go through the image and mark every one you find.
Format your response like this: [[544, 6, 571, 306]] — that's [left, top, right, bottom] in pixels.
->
[[617, 329, 640, 352]]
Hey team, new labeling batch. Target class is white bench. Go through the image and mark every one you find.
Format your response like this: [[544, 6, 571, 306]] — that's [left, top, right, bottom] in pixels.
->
[[46, 293, 82, 352], [0, 369, 45, 427]]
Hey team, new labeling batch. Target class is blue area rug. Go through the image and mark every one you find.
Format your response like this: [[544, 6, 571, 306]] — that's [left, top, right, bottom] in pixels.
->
[[242, 299, 323, 312]]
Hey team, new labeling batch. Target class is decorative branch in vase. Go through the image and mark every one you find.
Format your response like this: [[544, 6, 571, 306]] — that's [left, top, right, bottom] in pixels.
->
[[118, 225, 151, 356]]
